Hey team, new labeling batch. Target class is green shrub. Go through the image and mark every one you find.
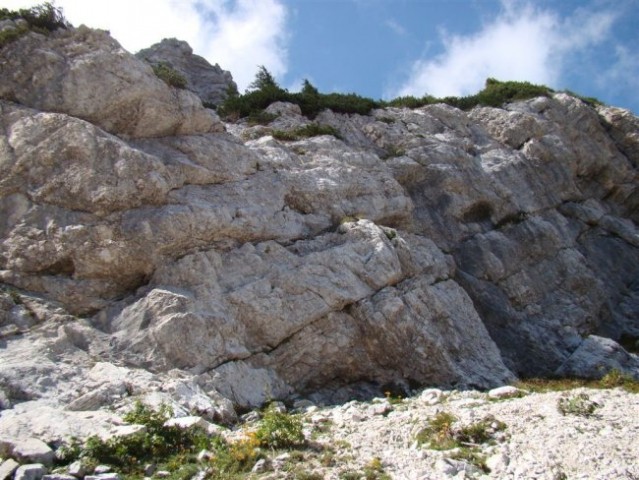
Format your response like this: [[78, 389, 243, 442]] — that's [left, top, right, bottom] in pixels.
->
[[557, 393, 601, 417], [0, 3, 70, 31], [415, 411, 506, 473], [255, 406, 305, 449], [246, 111, 278, 126], [415, 411, 458, 450], [516, 370, 639, 394], [151, 62, 188, 89], [207, 433, 262, 477], [386, 79, 552, 111], [450, 448, 489, 473], [76, 402, 209, 473], [0, 23, 29, 48], [271, 123, 340, 142], [219, 70, 597, 125], [0, 2, 70, 48], [381, 145, 405, 159]]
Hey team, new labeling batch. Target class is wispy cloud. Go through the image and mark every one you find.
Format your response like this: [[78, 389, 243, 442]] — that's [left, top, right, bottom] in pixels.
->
[[390, 1, 617, 98], [596, 45, 639, 95], [386, 19, 407, 37], [196, 0, 289, 91], [4, 0, 289, 92]]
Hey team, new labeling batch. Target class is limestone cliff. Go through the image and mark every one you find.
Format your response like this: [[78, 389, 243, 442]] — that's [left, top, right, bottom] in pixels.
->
[[0, 23, 638, 438]]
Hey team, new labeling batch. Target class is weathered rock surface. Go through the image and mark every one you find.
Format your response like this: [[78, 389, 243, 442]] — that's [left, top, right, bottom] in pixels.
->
[[136, 38, 236, 107], [0, 25, 221, 138], [13, 464, 46, 480], [0, 22, 638, 458], [293, 387, 639, 480]]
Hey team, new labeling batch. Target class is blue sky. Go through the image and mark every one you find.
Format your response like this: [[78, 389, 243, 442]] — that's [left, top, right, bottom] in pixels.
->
[[5, 0, 639, 113]]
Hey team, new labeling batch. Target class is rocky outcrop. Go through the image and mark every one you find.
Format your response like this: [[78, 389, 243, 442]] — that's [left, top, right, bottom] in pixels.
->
[[0, 24, 221, 137], [1, 24, 638, 447], [136, 38, 237, 107]]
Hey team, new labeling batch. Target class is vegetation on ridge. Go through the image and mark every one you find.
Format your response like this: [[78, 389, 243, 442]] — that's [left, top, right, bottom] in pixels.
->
[[218, 66, 601, 122], [0, 3, 70, 48]]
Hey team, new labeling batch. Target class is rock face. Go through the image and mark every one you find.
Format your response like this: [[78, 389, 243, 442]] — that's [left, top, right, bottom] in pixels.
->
[[136, 38, 237, 107], [1, 24, 639, 444], [0, 24, 221, 138]]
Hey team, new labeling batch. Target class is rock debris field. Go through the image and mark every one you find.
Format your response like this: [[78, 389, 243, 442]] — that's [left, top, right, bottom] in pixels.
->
[[297, 387, 639, 480]]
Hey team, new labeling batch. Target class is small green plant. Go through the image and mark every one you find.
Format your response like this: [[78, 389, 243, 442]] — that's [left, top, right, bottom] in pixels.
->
[[415, 412, 506, 473], [557, 393, 601, 417], [246, 111, 278, 126], [382, 228, 397, 241], [449, 447, 489, 473], [272, 123, 341, 141], [381, 145, 405, 159], [207, 433, 262, 477], [255, 405, 305, 449], [338, 458, 391, 480], [415, 411, 458, 450], [290, 470, 324, 480], [271, 129, 298, 141], [0, 23, 29, 48], [151, 62, 188, 89], [363, 456, 391, 479], [377, 116, 395, 124], [516, 370, 639, 394]]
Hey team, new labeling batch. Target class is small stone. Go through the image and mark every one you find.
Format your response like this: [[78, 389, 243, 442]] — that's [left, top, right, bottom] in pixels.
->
[[143, 464, 155, 477], [488, 386, 525, 399], [155, 471, 170, 478], [164, 416, 212, 431], [67, 461, 86, 478], [268, 401, 287, 413], [93, 466, 111, 475], [292, 399, 315, 410], [101, 425, 146, 440], [196, 450, 211, 462], [486, 453, 510, 473], [371, 402, 392, 416], [420, 388, 444, 405], [271, 453, 290, 471], [85, 475, 120, 480], [15, 464, 47, 480], [240, 411, 260, 423], [13, 439, 55, 466], [0, 459, 19, 480], [251, 459, 268, 473], [42, 476, 77, 480]]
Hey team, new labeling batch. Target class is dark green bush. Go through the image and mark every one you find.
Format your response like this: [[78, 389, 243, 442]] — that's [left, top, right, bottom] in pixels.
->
[[0, 24, 29, 48], [218, 67, 383, 120], [0, 2, 70, 48], [79, 402, 208, 473], [220, 68, 596, 124], [0, 3, 70, 31], [272, 123, 340, 141], [386, 79, 553, 111], [151, 62, 188, 89], [255, 406, 305, 449]]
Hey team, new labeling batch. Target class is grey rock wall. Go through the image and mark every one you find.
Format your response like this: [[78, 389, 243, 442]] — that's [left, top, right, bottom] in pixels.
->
[[0, 25, 638, 442]]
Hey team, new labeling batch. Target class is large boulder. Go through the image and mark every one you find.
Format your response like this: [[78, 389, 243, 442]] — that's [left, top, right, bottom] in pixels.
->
[[0, 25, 221, 137], [137, 38, 236, 107]]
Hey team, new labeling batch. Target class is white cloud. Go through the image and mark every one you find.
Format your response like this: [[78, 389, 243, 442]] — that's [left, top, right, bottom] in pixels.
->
[[4, 0, 289, 91], [386, 19, 407, 37], [597, 45, 639, 91], [391, 1, 617, 98], [200, 0, 289, 91]]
